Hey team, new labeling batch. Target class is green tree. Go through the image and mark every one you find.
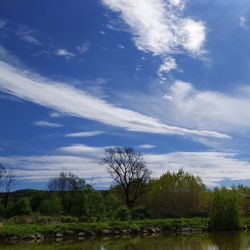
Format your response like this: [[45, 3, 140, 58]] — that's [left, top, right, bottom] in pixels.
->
[[39, 194, 62, 216], [48, 172, 86, 214], [84, 186, 105, 221], [210, 188, 241, 230], [30, 193, 47, 212], [105, 192, 123, 218], [148, 170, 205, 217], [103, 147, 151, 209], [9, 198, 32, 217]]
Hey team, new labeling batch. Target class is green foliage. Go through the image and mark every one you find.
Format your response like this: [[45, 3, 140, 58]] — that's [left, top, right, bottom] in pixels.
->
[[148, 170, 205, 217], [114, 206, 131, 221], [0, 218, 209, 237], [210, 188, 241, 230], [39, 194, 62, 216], [104, 192, 123, 218], [8, 198, 32, 217], [84, 186, 105, 221], [60, 215, 78, 223], [30, 193, 47, 212], [131, 206, 150, 220]]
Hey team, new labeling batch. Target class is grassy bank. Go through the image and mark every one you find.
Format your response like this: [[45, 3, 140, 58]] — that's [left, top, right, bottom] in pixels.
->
[[3, 216, 250, 239], [0, 218, 209, 238]]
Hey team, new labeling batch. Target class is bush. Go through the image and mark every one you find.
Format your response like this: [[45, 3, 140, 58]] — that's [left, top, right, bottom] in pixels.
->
[[39, 194, 62, 216], [8, 198, 32, 217], [60, 215, 78, 223], [131, 206, 150, 220], [210, 188, 241, 230], [114, 206, 131, 221]]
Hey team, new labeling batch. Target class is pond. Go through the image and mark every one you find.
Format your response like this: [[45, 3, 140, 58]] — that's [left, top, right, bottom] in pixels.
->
[[0, 232, 250, 250]]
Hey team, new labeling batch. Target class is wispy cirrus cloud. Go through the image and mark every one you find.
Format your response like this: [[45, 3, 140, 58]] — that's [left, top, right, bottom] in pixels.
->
[[0, 19, 7, 29], [16, 25, 41, 45], [0, 60, 229, 139], [1, 150, 250, 188], [0, 154, 111, 189], [239, 16, 249, 29], [55, 48, 75, 59], [102, 0, 206, 78], [33, 121, 63, 128], [163, 81, 250, 134], [49, 112, 65, 118], [76, 43, 89, 55], [139, 144, 156, 149], [121, 79, 250, 138], [57, 144, 105, 155], [66, 131, 105, 138], [145, 151, 250, 186]]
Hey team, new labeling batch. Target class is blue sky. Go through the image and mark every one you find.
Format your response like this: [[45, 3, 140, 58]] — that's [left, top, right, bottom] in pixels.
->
[[1, 0, 250, 189]]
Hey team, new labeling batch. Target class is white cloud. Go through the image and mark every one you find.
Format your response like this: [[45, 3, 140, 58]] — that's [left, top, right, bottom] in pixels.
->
[[139, 144, 156, 149], [163, 81, 250, 134], [0, 60, 229, 139], [0, 19, 7, 29], [57, 144, 105, 155], [145, 151, 250, 186], [33, 121, 63, 128], [21, 35, 41, 45], [66, 131, 105, 138], [123, 80, 250, 137], [0, 155, 110, 189], [102, 0, 206, 75], [169, 0, 183, 8], [239, 16, 248, 29], [117, 44, 126, 49], [16, 25, 41, 45], [2, 150, 250, 188], [157, 57, 177, 80], [49, 112, 65, 118], [55, 48, 75, 59], [76, 43, 89, 55]]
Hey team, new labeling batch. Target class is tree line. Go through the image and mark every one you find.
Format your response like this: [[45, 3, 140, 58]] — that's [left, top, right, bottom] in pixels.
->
[[0, 147, 247, 229]]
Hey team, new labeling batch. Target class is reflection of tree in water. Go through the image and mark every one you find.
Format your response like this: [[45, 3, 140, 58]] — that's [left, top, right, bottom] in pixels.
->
[[101, 234, 213, 250], [209, 232, 250, 250], [3, 233, 250, 250]]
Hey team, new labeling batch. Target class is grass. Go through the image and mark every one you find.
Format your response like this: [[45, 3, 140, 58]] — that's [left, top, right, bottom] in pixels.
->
[[4, 216, 250, 238], [0, 218, 209, 238]]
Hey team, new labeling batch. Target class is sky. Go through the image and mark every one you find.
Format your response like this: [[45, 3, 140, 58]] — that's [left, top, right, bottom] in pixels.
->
[[1, 0, 250, 189]]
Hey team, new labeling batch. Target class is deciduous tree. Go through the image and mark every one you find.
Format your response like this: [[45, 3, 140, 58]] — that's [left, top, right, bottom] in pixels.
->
[[103, 147, 151, 208]]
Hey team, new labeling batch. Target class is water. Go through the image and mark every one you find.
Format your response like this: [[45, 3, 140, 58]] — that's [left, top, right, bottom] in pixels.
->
[[0, 232, 250, 250]]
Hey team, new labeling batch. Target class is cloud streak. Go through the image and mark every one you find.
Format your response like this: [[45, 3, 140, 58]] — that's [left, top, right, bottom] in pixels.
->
[[55, 48, 75, 59], [102, 0, 206, 77], [2, 150, 250, 187], [33, 121, 63, 128], [0, 60, 229, 139], [145, 151, 250, 186], [57, 144, 105, 155], [66, 131, 105, 138]]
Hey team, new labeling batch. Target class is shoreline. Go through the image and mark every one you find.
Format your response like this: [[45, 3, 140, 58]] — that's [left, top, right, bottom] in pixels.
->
[[1, 217, 250, 243]]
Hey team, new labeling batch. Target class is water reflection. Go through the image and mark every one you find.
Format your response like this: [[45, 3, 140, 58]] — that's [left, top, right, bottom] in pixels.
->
[[1, 232, 250, 250]]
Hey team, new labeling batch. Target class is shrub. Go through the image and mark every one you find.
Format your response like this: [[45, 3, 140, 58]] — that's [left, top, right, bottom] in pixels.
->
[[114, 206, 131, 221], [8, 198, 32, 217], [131, 206, 150, 220], [39, 194, 62, 216], [210, 188, 241, 230], [60, 215, 78, 223]]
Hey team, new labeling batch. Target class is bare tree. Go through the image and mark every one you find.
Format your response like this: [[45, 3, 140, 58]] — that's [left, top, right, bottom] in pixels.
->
[[0, 163, 6, 185], [48, 172, 68, 192], [3, 168, 16, 209], [103, 147, 151, 208], [48, 172, 86, 213]]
